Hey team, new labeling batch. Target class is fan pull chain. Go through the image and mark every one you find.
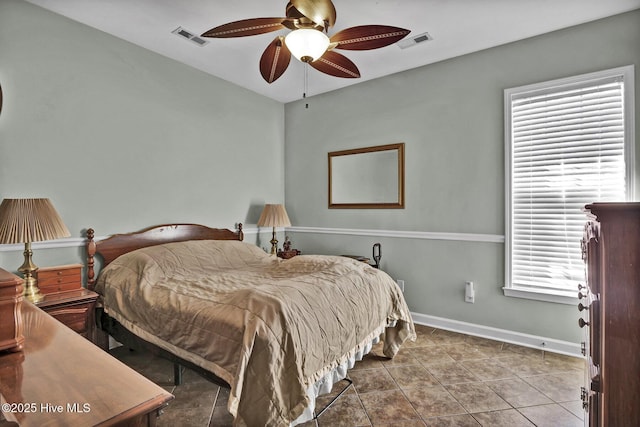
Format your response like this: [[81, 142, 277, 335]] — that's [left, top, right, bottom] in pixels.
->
[[303, 63, 309, 109]]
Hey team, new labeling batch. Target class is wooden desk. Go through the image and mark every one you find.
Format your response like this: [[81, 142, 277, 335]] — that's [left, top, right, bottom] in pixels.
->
[[0, 302, 173, 426]]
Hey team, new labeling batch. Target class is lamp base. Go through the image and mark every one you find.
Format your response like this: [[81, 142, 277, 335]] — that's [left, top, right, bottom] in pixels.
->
[[270, 228, 278, 255], [22, 275, 43, 304], [18, 242, 43, 304]]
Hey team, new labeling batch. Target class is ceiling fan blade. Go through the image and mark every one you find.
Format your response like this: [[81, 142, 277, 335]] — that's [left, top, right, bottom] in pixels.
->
[[309, 50, 360, 79], [330, 25, 410, 50], [201, 18, 288, 38], [260, 36, 292, 83], [290, 0, 337, 28]]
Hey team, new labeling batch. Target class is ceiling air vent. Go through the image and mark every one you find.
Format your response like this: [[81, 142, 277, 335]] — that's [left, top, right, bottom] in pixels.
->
[[172, 27, 209, 46], [397, 32, 433, 49]]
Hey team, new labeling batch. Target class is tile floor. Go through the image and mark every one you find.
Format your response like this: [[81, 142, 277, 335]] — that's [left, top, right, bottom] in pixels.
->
[[111, 324, 586, 426]]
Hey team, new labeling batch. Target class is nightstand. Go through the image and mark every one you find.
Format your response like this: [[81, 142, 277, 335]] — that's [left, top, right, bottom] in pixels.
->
[[36, 288, 98, 341], [278, 249, 300, 259]]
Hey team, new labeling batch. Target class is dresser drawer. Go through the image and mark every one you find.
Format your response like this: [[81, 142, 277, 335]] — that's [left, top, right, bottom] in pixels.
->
[[37, 264, 82, 294]]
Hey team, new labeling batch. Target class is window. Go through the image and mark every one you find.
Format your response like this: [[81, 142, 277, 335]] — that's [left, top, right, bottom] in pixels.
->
[[505, 66, 635, 304]]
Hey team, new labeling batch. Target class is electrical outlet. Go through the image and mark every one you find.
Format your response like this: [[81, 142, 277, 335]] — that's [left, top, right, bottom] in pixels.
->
[[397, 279, 405, 292], [465, 281, 475, 303]]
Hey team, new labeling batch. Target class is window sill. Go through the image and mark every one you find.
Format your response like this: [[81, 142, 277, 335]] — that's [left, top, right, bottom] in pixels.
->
[[503, 286, 578, 305]]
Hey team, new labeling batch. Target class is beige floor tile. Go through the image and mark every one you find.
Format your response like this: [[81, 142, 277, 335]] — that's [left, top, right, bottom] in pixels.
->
[[425, 361, 479, 385], [484, 378, 553, 407], [540, 352, 586, 373], [157, 406, 214, 427], [352, 352, 386, 370], [376, 420, 428, 427], [403, 332, 438, 348], [377, 347, 421, 366], [214, 387, 229, 408], [445, 383, 511, 413], [314, 393, 370, 427], [386, 364, 440, 389], [460, 358, 517, 381], [358, 389, 421, 425], [463, 336, 504, 349], [517, 403, 583, 427], [441, 343, 491, 361], [472, 408, 535, 426], [502, 343, 545, 358], [497, 354, 556, 376], [429, 329, 469, 344], [521, 372, 583, 402], [410, 346, 457, 366], [403, 385, 467, 419], [559, 400, 585, 420], [349, 367, 398, 394], [424, 414, 480, 426], [208, 406, 234, 427], [415, 324, 437, 335]]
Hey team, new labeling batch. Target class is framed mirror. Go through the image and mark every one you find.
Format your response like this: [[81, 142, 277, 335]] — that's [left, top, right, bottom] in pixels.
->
[[328, 143, 405, 209]]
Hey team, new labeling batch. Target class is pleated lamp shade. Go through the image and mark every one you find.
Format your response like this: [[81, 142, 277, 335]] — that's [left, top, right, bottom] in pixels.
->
[[257, 204, 291, 228], [0, 199, 71, 244], [257, 204, 291, 255]]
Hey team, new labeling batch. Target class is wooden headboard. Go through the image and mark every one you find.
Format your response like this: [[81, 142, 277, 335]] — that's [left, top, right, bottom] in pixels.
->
[[86, 223, 243, 290]]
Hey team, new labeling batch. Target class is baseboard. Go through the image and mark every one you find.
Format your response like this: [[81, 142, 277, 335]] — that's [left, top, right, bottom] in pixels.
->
[[411, 312, 583, 358]]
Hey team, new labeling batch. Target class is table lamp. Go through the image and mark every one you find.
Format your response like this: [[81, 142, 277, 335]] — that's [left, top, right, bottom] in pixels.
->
[[0, 198, 71, 303], [257, 204, 291, 255]]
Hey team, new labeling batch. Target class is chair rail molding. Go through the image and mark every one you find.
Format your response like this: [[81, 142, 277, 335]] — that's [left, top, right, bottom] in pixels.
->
[[287, 226, 505, 244]]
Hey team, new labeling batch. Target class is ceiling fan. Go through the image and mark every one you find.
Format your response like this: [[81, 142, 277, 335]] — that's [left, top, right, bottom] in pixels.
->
[[201, 0, 411, 84]]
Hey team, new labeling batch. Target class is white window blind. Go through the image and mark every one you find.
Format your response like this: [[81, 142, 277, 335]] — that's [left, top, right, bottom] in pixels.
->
[[505, 66, 634, 301]]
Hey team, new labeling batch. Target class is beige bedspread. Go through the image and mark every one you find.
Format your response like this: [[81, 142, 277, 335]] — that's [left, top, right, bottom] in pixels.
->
[[96, 240, 415, 426]]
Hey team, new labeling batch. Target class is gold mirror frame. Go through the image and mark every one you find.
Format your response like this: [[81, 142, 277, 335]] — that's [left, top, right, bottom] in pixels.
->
[[328, 143, 405, 209]]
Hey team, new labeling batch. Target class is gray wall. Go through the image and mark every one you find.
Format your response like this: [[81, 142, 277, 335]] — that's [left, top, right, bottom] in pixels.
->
[[0, 0, 285, 268], [284, 10, 640, 343]]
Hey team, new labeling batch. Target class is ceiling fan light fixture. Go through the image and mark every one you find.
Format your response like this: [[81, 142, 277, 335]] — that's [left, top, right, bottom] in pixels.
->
[[285, 28, 329, 63]]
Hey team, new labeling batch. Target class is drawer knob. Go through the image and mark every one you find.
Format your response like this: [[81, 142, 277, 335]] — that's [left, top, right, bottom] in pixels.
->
[[578, 284, 585, 290], [578, 303, 588, 311], [578, 318, 589, 328]]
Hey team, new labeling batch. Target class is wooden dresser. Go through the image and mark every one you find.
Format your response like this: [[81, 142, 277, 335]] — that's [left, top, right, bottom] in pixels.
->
[[0, 269, 23, 353], [0, 302, 173, 426], [581, 202, 640, 426]]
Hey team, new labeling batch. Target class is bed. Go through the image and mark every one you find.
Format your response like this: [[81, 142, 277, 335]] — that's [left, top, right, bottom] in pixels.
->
[[86, 223, 415, 426]]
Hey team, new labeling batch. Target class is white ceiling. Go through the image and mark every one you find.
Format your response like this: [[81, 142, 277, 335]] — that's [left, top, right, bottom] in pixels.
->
[[25, 0, 640, 103]]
